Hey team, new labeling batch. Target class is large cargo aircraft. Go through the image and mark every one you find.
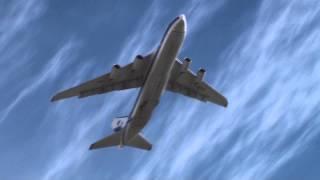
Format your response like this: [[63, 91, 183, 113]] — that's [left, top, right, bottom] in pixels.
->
[[51, 15, 228, 151]]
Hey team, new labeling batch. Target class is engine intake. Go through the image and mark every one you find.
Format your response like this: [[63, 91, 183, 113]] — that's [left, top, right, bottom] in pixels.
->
[[113, 64, 120, 69], [197, 68, 206, 80], [136, 54, 144, 59], [133, 55, 144, 71], [182, 57, 192, 70], [110, 64, 121, 79]]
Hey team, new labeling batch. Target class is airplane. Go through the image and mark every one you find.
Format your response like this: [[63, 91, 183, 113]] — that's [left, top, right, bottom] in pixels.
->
[[51, 14, 228, 151]]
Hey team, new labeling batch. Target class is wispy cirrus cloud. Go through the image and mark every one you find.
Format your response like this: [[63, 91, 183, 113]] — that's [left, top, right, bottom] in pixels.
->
[[0, 0, 45, 53], [124, 0, 320, 179], [3, 0, 319, 179], [0, 40, 79, 123], [38, 1, 229, 179], [37, 2, 164, 179], [117, 0, 227, 65], [0, 0, 47, 120], [183, 0, 226, 36]]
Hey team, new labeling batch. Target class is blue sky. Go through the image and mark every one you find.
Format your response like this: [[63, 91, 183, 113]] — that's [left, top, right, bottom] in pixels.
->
[[1, 0, 320, 179]]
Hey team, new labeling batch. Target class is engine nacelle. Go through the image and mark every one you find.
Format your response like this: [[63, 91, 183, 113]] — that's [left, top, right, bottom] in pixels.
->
[[182, 57, 192, 70], [197, 68, 206, 80], [111, 117, 128, 132], [110, 64, 121, 79], [136, 54, 144, 59], [133, 55, 144, 71]]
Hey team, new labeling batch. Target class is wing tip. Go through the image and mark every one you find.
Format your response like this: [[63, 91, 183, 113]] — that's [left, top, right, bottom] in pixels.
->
[[51, 95, 59, 102], [223, 101, 228, 108], [89, 144, 95, 150], [51, 97, 56, 102], [51, 93, 68, 102]]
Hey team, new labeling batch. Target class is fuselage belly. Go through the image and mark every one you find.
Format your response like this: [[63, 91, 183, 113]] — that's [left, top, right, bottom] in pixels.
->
[[123, 16, 186, 142]]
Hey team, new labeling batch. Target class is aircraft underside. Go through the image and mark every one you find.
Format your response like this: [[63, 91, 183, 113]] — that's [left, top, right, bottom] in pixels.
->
[[51, 14, 228, 151]]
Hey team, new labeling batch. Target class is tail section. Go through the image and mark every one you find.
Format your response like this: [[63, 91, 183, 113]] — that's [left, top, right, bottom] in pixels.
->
[[89, 116, 152, 151], [89, 132, 152, 151]]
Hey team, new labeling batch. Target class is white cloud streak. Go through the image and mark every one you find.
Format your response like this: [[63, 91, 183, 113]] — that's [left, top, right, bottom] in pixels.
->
[[6, 0, 318, 179], [0, 0, 45, 53], [0, 0, 47, 120], [0, 40, 79, 123], [39, 1, 164, 179], [125, 0, 320, 179], [41, 0, 230, 179]]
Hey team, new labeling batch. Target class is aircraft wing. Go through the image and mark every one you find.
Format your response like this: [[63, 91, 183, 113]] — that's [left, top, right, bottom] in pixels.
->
[[51, 54, 154, 102], [167, 59, 228, 107]]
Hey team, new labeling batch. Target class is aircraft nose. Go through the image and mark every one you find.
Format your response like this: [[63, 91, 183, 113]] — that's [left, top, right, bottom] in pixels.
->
[[173, 14, 187, 33]]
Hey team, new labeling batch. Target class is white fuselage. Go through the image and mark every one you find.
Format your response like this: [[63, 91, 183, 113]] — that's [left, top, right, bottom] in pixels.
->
[[121, 16, 187, 144]]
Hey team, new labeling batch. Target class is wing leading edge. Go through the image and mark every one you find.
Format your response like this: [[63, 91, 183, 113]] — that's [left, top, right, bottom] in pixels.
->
[[51, 53, 154, 102], [167, 59, 228, 107]]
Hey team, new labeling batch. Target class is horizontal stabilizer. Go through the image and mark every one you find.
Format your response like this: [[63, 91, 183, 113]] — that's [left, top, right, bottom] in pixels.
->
[[89, 132, 121, 150], [127, 133, 152, 151], [89, 132, 152, 151]]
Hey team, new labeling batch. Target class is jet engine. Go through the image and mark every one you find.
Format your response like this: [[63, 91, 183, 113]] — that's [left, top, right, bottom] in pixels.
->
[[111, 117, 128, 132], [136, 54, 144, 59], [182, 57, 191, 70], [133, 55, 144, 70], [110, 64, 121, 79], [197, 68, 206, 80]]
